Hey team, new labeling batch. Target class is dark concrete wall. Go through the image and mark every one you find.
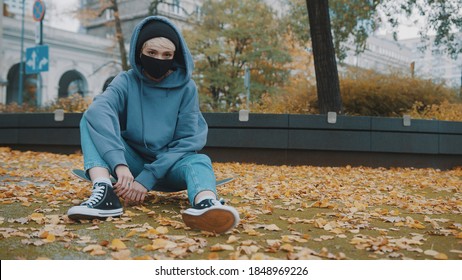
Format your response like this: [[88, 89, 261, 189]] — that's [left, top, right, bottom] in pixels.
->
[[1, 112, 461, 169]]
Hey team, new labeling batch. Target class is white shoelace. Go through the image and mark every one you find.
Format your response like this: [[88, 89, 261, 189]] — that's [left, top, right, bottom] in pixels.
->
[[81, 184, 106, 206]]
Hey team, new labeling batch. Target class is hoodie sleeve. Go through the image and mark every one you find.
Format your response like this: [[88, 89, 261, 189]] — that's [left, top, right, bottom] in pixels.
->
[[135, 84, 208, 189], [84, 73, 129, 173]]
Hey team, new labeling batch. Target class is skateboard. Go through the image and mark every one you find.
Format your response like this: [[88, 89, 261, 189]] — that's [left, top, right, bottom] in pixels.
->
[[71, 169, 235, 187]]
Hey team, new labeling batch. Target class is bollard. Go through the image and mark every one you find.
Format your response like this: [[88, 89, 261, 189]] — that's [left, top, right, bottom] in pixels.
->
[[327, 111, 337, 124], [239, 109, 249, 122], [54, 109, 65, 122], [403, 115, 411, 127]]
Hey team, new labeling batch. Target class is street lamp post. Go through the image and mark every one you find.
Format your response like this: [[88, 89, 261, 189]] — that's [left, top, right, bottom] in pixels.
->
[[18, 0, 26, 105]]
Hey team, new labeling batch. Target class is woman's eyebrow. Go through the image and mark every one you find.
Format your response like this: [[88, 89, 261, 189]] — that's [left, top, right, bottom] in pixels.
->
[[145, 47, 173, 53]]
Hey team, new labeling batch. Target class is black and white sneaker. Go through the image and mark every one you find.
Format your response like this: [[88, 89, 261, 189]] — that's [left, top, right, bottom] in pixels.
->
[[182, 198, 240, 234], [67, 182, 123, 220]]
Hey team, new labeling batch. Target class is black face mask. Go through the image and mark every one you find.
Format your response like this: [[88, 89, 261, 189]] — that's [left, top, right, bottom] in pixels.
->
[[140, 54, 174, 79]]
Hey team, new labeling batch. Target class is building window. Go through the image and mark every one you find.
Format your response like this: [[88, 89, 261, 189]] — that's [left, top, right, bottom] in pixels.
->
[[195, 4, 202, 20], [105, 9, 114, 20], [58, 70, 88, 98], [170, 0, 181, 15]]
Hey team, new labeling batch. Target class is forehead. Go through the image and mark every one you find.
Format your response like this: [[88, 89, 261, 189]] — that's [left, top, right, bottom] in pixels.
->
[[142, 37, 175, 52]]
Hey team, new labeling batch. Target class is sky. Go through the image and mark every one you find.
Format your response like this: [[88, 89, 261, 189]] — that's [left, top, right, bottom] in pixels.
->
[[43, 0, 80, 32]]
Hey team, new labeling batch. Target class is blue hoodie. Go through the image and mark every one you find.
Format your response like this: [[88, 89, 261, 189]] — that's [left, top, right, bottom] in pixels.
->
[[84, 16, 208, 190]]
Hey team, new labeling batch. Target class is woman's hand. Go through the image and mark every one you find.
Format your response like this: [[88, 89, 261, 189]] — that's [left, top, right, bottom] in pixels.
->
[[113, 165, 147, 205], [113, 165, 134, 198], [122, 181, 147, 206]]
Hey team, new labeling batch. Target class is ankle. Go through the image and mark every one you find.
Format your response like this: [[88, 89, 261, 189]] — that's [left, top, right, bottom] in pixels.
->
[[93, 177, 112, 187], [194, 191, 216, 206]]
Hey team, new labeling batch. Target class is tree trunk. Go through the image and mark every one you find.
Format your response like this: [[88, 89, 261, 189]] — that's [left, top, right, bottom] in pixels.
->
[[306, 0, 342, 114], [112, 0, 129, 71]]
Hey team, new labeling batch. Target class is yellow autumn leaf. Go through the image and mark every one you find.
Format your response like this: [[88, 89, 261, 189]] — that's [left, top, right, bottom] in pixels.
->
[[409, 221, 426, 229], [90, 249, 106, 256], [207, 252, 219, 260], [149, 238, 177, 250], [267, 239, 281, 246], [29, 213, 45, 222], [353, 201, 368, 211], [280, 243, 294, 252], [244, 229, 263, 236], [238, 245, 260, 255], [111, 250, 131, 260], [210, 243, 234, 251], [264, 224, 281, 231], [45, 234, 56, 242], [123, 210, 137, 217], [155, 226, 169, 234], [434, 253, 448, 260], [110, 239, 127, 251], [83, 245, 103, 253], [39, 231, 49, 239], [133, 255, 153, 260], [226, 235, 240, 244], [141, 244, 156, 251], [281, 235, 294, 243], [125, 230, 137, 238], [314, 218, 328, 228]]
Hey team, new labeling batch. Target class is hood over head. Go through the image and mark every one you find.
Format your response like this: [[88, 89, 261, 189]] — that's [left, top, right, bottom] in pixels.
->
[[129, 16, 194, 87]]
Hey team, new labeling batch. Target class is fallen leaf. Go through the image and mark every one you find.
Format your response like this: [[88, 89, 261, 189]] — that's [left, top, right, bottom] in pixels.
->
[[210, 243, 234, 251], [45, 234, 56, 242], [434, 253, 448, 260], [226, 235, 240, 244], [83, 245, 103, 253], [110, 239, 127, 251], [155, 226, 169, 234], [29, 213, 45, 224], [143, 238, 177, 251], [238, 245, 260, 255], [207, 252, 219, 260], [125, 230, 138, 238], [424, 249, 439, 256], [111, 250, 131, 260], [280, 244, 294, 252], [264, 224, 281, 231]]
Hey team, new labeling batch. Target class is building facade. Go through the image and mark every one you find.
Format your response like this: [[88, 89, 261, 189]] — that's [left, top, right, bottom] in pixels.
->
[[342, 34, 414, 74], [0, 0, 200, 107], [81, 0, 201, 44], [400, 35, 462, 88], [1, 0, 121, 106]]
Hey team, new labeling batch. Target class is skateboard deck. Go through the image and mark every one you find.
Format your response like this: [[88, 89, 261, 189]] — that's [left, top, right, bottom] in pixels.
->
[[71, 169, 235, 187]]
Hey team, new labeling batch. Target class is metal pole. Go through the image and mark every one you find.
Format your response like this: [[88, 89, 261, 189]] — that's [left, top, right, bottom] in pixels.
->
[[37, 20, 43, 106], [18, 0, 25, 105], [239, 66, 251, 122], [244, 66, 250, 110]]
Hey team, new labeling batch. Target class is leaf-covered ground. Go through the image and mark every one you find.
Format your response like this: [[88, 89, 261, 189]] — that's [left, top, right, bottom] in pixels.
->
[[0, 147, 461, 260]]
